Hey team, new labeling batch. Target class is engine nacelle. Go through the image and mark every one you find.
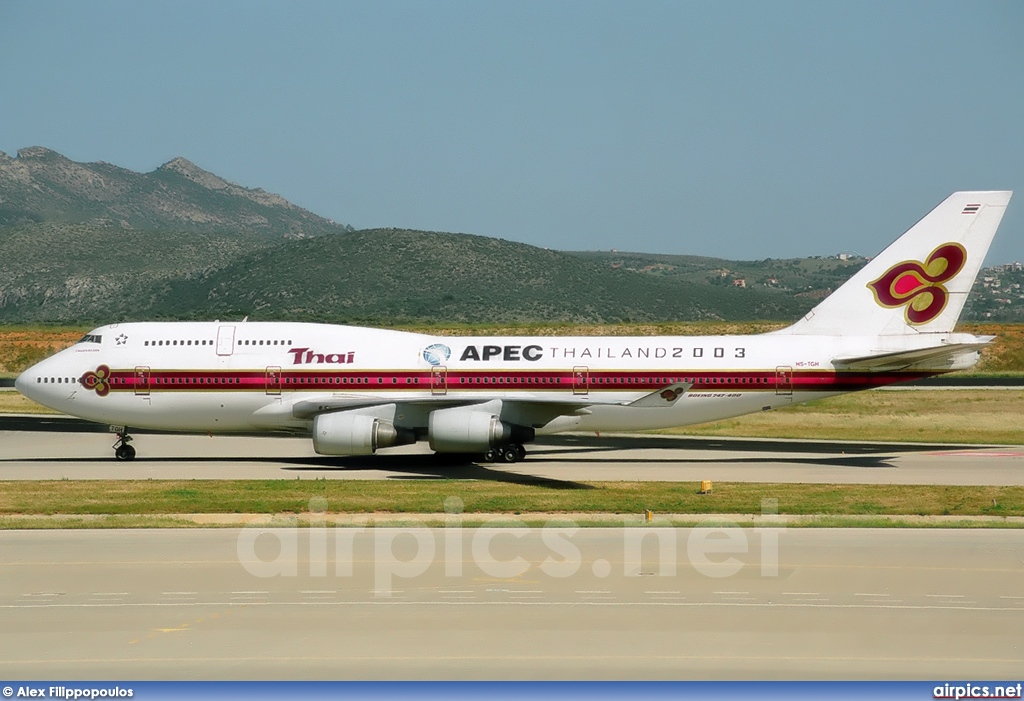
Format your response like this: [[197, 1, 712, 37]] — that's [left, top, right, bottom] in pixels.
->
[[312, 412, 413, 456], [428, 406, 534, 453]]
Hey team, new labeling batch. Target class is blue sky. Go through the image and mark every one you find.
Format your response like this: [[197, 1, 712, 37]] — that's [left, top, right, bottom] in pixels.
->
[[2, 1, 1022, 262]]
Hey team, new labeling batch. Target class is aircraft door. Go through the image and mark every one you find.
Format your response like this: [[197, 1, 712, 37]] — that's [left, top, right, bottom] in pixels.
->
[[431, 366, 447, 395], [266, 366, 282, 395], [775, 366, 793, 396], [134, 366, 151, 396], [216, 326, 236, 356], [572, 365, 589, 395]]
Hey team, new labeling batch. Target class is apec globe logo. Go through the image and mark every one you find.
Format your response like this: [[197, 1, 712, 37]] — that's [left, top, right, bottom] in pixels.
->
[[422, 343, 451, 366]]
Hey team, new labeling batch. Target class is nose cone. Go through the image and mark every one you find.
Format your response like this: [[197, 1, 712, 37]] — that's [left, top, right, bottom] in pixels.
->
[[15, 367, 36, 401]]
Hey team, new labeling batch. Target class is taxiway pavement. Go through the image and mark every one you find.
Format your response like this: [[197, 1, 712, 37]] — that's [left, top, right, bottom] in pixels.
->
[[1, 415, 1022, 484], [1, 528, 1021, 679]]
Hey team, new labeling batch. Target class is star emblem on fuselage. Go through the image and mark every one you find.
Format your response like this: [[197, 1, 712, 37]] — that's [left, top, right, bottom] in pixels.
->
[[115, 334, 128, 345]]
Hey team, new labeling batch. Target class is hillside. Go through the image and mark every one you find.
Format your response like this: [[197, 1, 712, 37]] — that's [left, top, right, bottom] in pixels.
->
[[0, 145, 1018, 325], [964, 263, 1024, 322], [0, 147, 351, 239], [160, 229, 812, 324], [570, 250, 868, 299], [0, 222, 275, 323]]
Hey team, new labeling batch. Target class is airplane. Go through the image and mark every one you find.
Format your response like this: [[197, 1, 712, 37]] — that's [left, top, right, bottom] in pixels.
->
[[16, 191, 1012, 462]]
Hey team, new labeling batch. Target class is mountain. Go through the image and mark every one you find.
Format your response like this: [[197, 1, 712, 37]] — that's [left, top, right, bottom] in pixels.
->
[[569, 250, 868, 297], [0, 222, 271, 323], [0, 147, 352, 239], [0, 146, 1015, 325], [160, 229, 810, 325]]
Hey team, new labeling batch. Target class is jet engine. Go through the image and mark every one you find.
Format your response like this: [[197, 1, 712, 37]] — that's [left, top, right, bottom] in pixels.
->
[[312, 412, 414, 456], [428, 406, 534, 453]]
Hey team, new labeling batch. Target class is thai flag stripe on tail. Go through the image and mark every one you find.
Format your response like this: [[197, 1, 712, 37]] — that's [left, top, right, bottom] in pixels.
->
[[962, 204, 981, 214]]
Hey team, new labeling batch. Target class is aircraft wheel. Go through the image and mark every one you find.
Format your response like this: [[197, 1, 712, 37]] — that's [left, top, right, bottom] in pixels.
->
[[514, 443, 526, 461], [115, 444, 136, 461], [483, 447, 500, 463], [500, 445, 519, 463]]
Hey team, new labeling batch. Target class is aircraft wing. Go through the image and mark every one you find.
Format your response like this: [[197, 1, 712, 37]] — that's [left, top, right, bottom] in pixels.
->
[[290, 382, 693, 421], [831, 340, 993, 372]]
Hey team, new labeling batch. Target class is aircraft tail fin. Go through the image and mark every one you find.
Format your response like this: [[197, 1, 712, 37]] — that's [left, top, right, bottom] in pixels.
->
[[778, 191, 1011, 337]]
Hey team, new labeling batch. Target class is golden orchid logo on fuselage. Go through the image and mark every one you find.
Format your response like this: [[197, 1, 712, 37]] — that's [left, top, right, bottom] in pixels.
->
[[867, 243, 967, 325], [82, 365, 111, 396]]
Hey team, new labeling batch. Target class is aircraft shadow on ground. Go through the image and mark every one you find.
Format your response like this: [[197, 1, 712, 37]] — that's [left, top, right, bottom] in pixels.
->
[[524, 450, 895, 469], [4, 416, 940, 481], [535, 433, 947, 455], [280, 454, 595, 489], [3, 445, 895, 481], [0, 416, 955, 455], [0, 454, 595, 489], [0, 415, 958, 454]]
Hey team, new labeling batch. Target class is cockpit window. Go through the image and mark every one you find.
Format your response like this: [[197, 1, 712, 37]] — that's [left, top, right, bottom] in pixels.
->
[[77, 334, 103, 344]]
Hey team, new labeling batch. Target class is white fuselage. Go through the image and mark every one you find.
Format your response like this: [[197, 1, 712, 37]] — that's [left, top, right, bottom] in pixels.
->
[[16, 321, 972, 441]]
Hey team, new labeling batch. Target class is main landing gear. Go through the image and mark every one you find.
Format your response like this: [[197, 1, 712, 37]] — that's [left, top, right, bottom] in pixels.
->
[[482, 443, 527, 464], [113, 431, 136, 461]]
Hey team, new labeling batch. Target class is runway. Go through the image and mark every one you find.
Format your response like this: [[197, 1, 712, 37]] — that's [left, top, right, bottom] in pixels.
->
[[2, 415, 1023, 484], [1, 528, 1022, 679]]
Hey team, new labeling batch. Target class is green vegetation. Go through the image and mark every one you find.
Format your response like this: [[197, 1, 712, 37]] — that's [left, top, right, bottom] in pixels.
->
[[181, 229, 810, 325], [572, 249, 868, 297], [1, 514, 1021, 530], [965, 263, 1024, 322], [0, 223, 272, 324], [0, 146, 1019, 325], [0, 480, 1022, 519]]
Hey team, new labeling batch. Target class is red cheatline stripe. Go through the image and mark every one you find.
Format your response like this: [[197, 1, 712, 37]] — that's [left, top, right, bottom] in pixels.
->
[[95, 368, 935, 394]]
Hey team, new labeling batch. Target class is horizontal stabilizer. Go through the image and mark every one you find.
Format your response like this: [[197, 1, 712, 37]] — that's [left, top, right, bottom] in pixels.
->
[[832, 341, 992, 372], [627, 382, 692, 407]]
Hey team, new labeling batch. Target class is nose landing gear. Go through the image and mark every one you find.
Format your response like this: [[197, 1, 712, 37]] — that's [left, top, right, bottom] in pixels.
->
[[113, 431, 136, 461]]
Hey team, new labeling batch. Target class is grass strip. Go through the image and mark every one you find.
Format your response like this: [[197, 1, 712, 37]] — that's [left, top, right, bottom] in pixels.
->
[[2, 514, 1023, 530], [1, 480, 1023, 518]]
